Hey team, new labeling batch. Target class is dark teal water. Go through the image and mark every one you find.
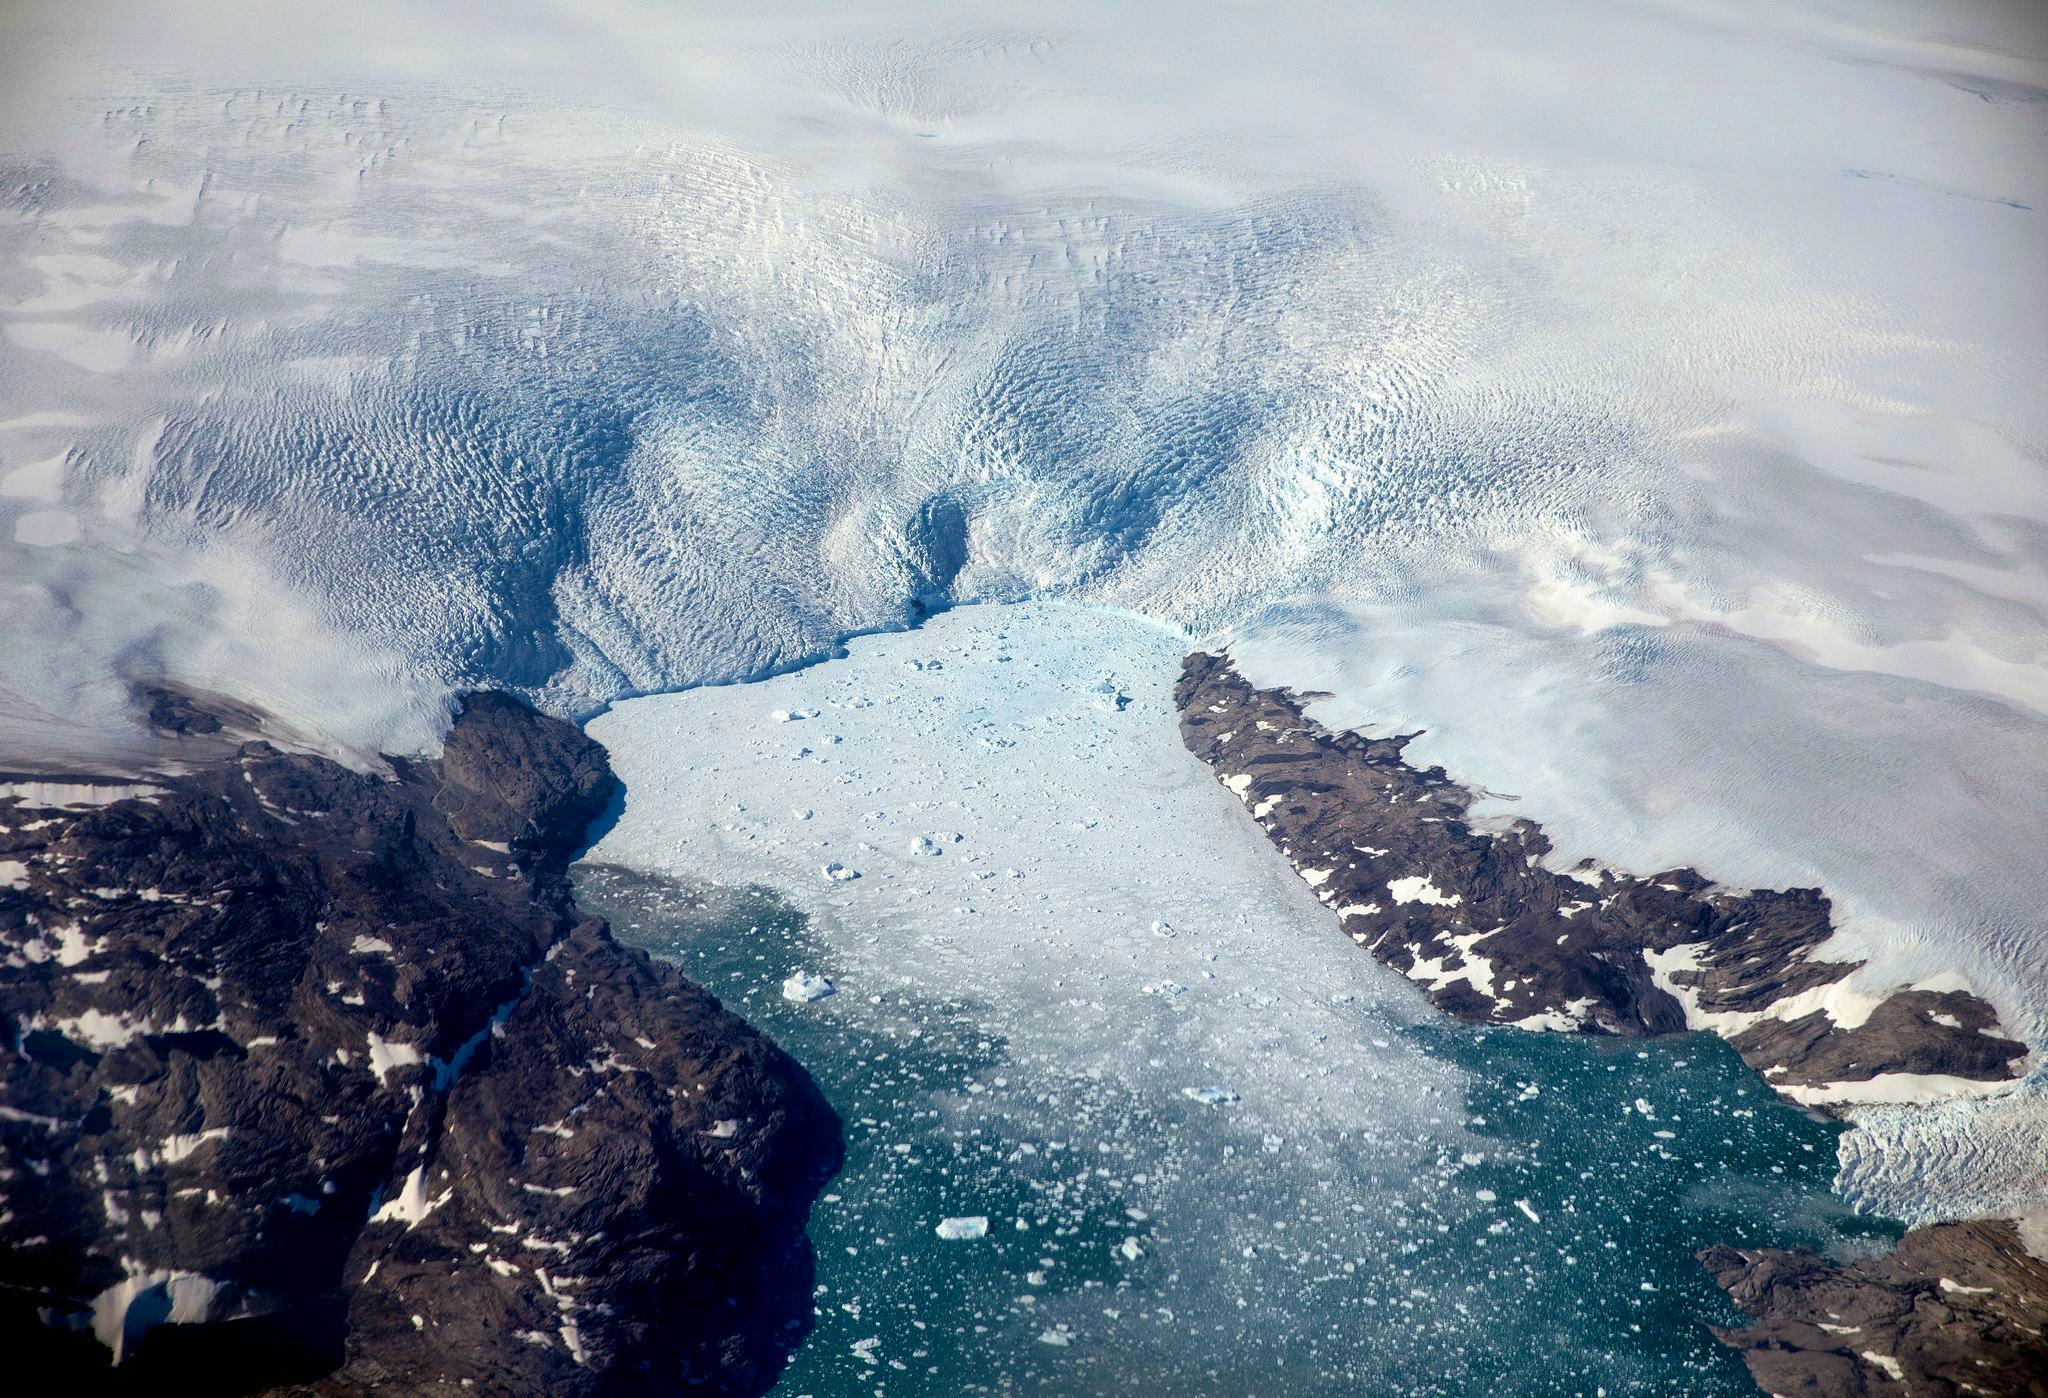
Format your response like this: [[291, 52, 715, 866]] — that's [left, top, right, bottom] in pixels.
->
[[574, 863, 1899, 1397]]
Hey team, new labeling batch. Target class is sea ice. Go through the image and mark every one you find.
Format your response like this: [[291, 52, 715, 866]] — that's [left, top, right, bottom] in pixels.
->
[[588, 603, 1469, 1350]]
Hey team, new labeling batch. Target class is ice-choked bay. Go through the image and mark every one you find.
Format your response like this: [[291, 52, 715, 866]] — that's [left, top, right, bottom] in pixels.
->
[[579, 603, 1888, 1394]]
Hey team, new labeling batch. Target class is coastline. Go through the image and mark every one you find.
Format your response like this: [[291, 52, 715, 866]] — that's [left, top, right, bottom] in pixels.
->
[[582, 601, 1986, 1393], [0, 688, 841, 1389], [1174, 648, 2045, 1392]]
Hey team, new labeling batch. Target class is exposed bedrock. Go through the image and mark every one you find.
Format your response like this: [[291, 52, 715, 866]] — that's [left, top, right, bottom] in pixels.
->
[[1177, 650, 2044, 1395], [1175, 651, 2027, 1105], [1701, 1218, 2048, 1397], [0, 689, 842, 1393]]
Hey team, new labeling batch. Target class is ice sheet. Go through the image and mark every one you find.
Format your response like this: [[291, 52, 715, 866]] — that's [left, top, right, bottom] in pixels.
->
[[0, 1, 2041, 775], [3, 0, 2041, 1230]]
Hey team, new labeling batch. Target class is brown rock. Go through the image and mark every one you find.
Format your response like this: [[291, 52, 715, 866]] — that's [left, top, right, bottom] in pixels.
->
[[1701, 1218, 2048, 1396], [1173, 651, 2026, 1101], [0, 687, 841, 1393]]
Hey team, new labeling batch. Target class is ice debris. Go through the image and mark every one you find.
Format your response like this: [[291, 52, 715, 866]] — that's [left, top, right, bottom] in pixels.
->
[[781, 972, 836, 1003]]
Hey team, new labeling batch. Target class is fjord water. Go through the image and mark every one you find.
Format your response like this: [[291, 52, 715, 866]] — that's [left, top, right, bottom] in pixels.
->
[[574, 865, 1892, 1396], [573, 603, 1898, 1395]]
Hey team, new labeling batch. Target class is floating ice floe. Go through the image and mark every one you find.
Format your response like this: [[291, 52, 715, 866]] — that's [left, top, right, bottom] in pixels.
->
[[820, 862, 860, 881], [1181, 1086, 1239, 1106], [781, 972, 835, 1003], [934, 1215, 989, 1241]]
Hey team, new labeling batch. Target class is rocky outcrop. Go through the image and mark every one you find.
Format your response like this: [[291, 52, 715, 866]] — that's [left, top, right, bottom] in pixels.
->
[[1176, 651, 2043, 1395], [0, 689, 841, 1392], [1700, 1218, 2048, 1396], [1175, 652, 2027, 1106]]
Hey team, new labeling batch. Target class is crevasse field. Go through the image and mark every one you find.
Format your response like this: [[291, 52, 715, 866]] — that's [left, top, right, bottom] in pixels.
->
[[2, 0, 2045, 1382]]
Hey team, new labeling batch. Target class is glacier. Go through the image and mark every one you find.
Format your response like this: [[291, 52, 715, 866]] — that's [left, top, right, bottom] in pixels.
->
[[1, 0, 2044, 1222]]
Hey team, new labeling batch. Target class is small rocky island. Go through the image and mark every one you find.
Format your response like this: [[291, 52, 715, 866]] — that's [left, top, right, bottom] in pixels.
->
[[0, 688, 842, 1392], [1177, 651, 2042, 1396]]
